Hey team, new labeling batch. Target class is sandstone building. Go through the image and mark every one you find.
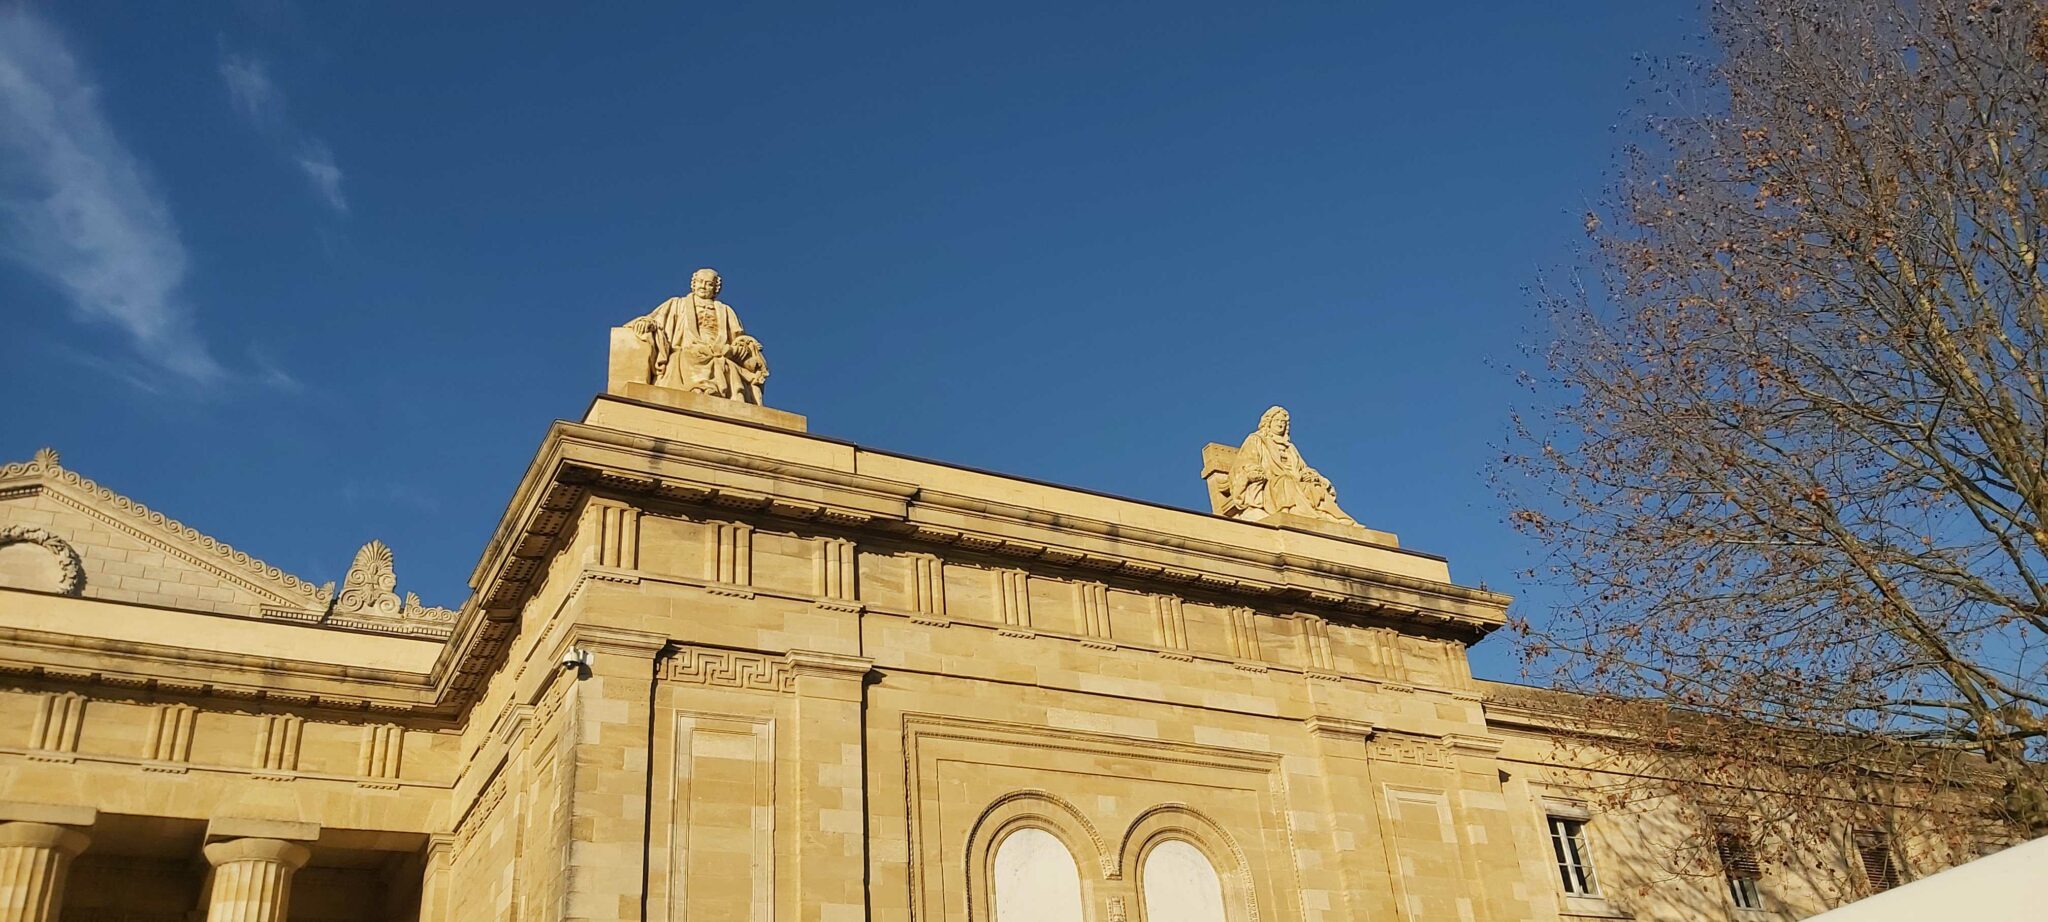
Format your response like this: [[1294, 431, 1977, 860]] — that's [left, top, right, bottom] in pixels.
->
[[0, 273, 1947, 921]]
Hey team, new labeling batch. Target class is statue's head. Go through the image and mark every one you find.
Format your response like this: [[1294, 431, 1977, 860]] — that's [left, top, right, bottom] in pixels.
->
[[690, 268, 722, 299], [1259, 405, 1290, 436]]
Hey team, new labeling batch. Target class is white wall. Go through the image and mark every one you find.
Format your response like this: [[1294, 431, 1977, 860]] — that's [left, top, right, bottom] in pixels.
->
[[1142, 839, 1226, 922], [993, 827, 1085, 922]]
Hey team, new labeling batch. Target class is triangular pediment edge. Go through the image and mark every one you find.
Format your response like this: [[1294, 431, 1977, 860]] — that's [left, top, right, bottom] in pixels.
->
[[0, 451, 331, 614]]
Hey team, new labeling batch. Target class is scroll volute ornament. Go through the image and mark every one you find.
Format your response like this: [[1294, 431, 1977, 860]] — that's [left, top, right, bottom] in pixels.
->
[[331, 540, 455, 625], [335, 540, 401, 616]]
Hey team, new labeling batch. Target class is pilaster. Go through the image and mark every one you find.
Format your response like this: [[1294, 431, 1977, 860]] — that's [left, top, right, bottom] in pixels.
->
[[562, 626, 668, 922], [786, 650, 871, 922], [416, 834, 456, 922], [1303, 716, 1399, 922], [1442, 732, 1531, 922]]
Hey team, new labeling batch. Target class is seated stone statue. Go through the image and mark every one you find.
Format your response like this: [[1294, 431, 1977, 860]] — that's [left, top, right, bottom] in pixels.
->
[[1220, 406, 1357, 526], [623, 267, 769, 404]]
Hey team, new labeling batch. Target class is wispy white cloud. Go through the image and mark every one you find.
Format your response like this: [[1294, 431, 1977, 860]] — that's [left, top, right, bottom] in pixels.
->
[[247, 344, 303, 394], [0, 7, 222, 383], [219, 49, 346, 213], [219, 51, 281, 128], [295, 141, 346, 213]]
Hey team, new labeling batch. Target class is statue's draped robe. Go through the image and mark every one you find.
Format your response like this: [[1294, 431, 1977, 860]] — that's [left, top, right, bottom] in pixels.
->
[[1226, 430, 1356, 525], [633, 296, 766, 403]]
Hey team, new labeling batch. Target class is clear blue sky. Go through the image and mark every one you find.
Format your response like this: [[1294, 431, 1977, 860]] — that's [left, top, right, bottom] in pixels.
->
[[0, 2, 1699, 680]]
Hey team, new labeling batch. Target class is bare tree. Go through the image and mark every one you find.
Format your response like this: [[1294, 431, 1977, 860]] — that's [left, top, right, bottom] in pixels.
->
[[1504, 0, 2048, 873]]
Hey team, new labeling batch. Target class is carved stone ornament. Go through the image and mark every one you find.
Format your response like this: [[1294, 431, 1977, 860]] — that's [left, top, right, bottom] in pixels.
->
[[1212, 406, 1357, 526], [0, 525, 85, 596], [331, 540, 455, 627], [614, 267, 770, 404], [336, 540, 402, 616]]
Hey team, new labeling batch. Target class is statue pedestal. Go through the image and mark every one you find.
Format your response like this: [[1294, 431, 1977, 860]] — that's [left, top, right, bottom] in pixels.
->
[[1262, 512, 1399, 547], [616, 382, 808, 432]]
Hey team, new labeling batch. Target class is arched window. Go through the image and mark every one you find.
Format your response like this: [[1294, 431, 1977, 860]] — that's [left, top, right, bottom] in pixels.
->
[[1141, 839, 1226, 922], [992, 827, 1085, 922]]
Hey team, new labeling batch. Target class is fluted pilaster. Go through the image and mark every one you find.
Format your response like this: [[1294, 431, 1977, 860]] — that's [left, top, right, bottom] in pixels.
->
[[0, 822, 89, 922], [202, 838, 310, 922]]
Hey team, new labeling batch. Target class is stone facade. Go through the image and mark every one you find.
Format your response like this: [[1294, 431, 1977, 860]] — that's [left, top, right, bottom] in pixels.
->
[[0, 316, 1971, 920]]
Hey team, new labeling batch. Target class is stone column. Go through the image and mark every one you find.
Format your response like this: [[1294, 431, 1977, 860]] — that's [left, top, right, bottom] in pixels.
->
[[559, 626, 667, 922], [1301, 715, 1394, 922], [416, 834, 456, 922], [201, 838, 310, 922], [0, 822, 89, 922], [786, 650, 872, 922]]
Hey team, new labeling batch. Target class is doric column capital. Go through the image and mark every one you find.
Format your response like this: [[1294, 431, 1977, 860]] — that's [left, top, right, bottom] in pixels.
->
[[0, 822, 88, 857], [783, 649, 872, 681], [202, 837, 309, 922], [1441, 732, 1506, 756], [423, 833, 457, 864], [571, 625, 668, 656], [202, 838, 311, 870], [1305, 715, 1376, 743], [0, 821, 90, 922]]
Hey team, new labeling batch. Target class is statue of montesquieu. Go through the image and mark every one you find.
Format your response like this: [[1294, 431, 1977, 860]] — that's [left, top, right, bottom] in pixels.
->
[[1220, 406, 1357, 526], [623, 268, 769, 404]]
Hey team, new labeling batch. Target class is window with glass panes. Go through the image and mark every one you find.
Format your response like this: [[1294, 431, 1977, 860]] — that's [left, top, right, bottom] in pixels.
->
[[1547, 816, 1599, 896]]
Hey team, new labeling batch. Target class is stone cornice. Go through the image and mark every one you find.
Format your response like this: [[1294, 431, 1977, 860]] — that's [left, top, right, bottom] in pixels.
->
[[433, 406, 1513, 717], [0, 589, 445, 718], [895, 485, 1507, 626]]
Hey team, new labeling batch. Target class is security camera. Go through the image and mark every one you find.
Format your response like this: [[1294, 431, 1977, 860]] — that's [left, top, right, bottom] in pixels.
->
[[560, 647, 593, 677]]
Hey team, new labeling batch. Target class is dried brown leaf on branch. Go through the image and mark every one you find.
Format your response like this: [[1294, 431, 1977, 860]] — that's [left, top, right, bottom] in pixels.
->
[[1501, 0, 2048, 890]]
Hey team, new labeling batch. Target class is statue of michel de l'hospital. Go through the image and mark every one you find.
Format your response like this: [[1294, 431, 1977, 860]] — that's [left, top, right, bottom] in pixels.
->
[[0, 266, 1961, 922], [616, 268, 770, 405]]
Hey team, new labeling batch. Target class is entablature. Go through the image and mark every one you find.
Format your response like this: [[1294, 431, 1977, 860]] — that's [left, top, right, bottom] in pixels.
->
[[438, 397, 1511, 715], [0, 588, 446, 720]]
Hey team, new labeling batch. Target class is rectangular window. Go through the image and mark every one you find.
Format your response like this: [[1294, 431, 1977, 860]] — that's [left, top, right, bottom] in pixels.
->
[[1548, 815, 1600, 896], [1855, 830, 1899, 892], [1717, 831, 1764, 910]]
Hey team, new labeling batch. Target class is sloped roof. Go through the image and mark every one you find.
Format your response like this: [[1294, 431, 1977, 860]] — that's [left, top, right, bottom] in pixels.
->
[[0, 448, 455, 639], [0, 448, 331, 613]]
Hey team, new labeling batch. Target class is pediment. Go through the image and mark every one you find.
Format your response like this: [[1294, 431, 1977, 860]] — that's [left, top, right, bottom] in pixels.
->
[[0, 448, 455, 639]]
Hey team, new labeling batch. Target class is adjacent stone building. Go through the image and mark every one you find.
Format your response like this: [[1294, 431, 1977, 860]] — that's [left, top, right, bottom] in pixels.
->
[[0, 275, 1954, 921]]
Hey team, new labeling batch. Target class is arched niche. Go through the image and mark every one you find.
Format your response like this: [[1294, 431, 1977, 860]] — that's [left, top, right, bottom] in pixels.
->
[[1118, 805, 1257, 922], [992, 827, 1085, 922], [1142, 839, 1226, 922], [965, 791, 1109, 922]]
